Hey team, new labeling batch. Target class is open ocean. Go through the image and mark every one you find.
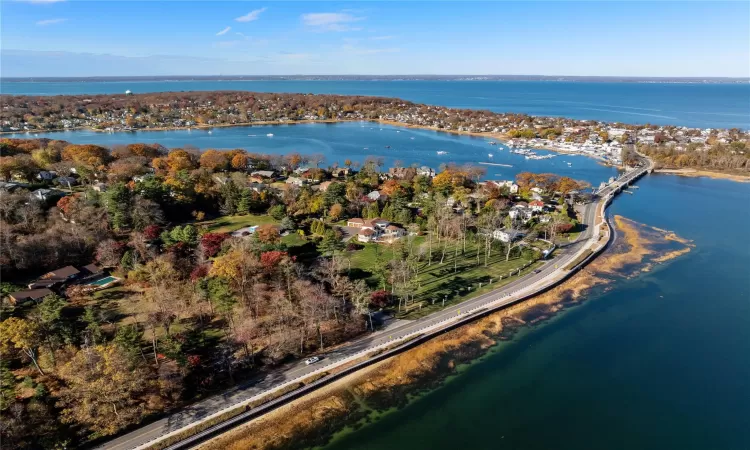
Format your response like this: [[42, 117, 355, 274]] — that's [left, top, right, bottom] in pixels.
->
[[2, 80, 749, 129]]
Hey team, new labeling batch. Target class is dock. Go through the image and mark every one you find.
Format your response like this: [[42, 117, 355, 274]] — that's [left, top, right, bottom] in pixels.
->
[[478, 162, 513, 168]]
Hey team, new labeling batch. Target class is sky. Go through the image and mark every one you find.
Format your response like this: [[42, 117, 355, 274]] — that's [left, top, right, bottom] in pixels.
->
[[1, 1, 749, 77]]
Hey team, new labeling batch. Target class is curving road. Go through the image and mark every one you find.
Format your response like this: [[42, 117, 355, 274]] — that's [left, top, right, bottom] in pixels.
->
[[100, 160, 651, 450]]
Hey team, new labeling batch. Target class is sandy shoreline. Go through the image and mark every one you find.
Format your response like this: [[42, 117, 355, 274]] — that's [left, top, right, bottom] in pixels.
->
[[654, 168, 750, 183]]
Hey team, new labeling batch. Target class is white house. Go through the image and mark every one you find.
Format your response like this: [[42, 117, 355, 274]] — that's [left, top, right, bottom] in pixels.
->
[[285, 177, 306, 186], [509, 206, 533, 222], [357, 228, 376, 243], [367, 190, 382, 201], [492, 229, 524, 243], [417, 166, 436, 178], [250, 170, 276, 179]]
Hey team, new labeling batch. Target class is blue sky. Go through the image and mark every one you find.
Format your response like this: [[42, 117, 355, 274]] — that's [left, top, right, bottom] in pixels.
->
[[2, 1, 749, 77]]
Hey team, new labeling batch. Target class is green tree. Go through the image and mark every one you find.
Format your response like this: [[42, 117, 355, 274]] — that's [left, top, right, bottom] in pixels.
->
[[207, 277, 236, 325], [279, 216, 296, 231], [82, 306, 103, 344], [115, 325, 145, 363], [105, 182, 132, 231], [121, 250, 134, 270], [237, 188, 252, 215], [323, 182, 347, 208], [268, 204, 286, 220], [319, 229, 344, 258], [0, 362, 16, 411]]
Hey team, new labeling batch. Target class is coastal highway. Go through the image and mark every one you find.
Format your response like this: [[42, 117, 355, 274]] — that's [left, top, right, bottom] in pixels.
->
[[100, 161, 651, 450]]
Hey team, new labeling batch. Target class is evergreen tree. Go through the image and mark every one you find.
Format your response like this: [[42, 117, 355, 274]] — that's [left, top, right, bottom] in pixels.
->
[[105, 182, 132, 231], [120, 250, 134, 270], [115, 325, 145, 362], [237, 189, 252, 214]]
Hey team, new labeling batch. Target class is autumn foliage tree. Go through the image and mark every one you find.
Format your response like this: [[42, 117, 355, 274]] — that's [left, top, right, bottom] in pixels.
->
[[200, 232, 230, 258], [56, 344, 157, 436]]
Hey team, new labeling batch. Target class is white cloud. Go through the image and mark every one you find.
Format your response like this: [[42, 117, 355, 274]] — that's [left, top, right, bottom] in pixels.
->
[[216, 26, 231, 36], [302, 12, 364, 32], [15, 0, 66, 3], [235, 7, 267, 23], [36, 18, 66, 26]]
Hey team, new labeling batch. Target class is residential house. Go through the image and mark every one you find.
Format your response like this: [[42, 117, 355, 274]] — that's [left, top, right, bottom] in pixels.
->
[[492, 229, 525, 243], [7, 288, 53, 306], [417, 166, 436, 178], [318, 181, 333, 192], [41, 266, 81, 283], [92, 182, 107, 192], [357, 228, 376, 243], [347, 218, 366, 228], [37, 171, 57, 181], [529, 200, 545, 212], [250, 170, 276, 179], [367, 190, 382, 201], [388, 167, 417, 179], [382, 224, 406, 240], [55, 176, 78, 187], [490, 180, 519, 194], [509, 206, 533, 222], [80, 263, 104, 279], [330, 167, 350, 178], [30, 189, 65, 202], [0, 181, 22, 192], [285, 177, 306, 187]]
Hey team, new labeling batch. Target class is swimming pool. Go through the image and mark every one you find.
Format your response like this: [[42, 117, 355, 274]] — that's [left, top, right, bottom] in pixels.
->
[[87, 276, 118, 286]]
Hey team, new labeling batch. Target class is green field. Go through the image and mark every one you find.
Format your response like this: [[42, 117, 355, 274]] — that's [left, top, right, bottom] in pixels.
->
[[199, 214, 279, 233], [345, 236, 541, 319]]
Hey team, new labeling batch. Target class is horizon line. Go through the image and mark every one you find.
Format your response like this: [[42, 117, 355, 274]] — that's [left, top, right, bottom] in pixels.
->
[[3, 74, 749, 82]]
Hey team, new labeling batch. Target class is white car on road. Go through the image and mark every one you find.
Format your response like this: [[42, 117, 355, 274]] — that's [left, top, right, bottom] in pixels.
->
[[305, 356, 320, 365]]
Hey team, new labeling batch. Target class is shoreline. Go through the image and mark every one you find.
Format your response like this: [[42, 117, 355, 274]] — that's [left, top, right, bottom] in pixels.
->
[[0, 118, 610, 164], [653, 168, 750, 183], [197, 216, 693, 450]]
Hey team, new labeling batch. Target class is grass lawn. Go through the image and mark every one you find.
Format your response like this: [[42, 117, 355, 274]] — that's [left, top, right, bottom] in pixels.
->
[[281, 232, 307, 247], [345, 236, 541, 319], [198, 214, 279, 233]]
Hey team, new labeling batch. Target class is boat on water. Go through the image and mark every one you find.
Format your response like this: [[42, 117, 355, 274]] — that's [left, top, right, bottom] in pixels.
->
[[437, 151, 448, 155], [567, 162, 573, 166], [489, 141, 497, 145], [385, 145, 391, 149], [267, 133, 274, 137], [488, 153, 494, 158], [207, 131, 212, 134]]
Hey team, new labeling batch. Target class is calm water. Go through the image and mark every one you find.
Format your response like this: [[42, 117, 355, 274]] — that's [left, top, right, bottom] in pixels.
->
[[323, 175, 750, 450], [2, 80, 749, 129], [7, 122, 619, 185]]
